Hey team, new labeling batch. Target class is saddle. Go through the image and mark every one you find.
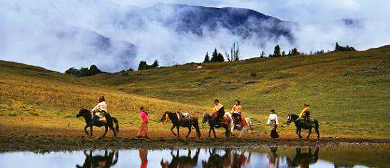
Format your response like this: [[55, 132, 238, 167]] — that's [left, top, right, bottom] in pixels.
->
[[93, 111, 107, 124]]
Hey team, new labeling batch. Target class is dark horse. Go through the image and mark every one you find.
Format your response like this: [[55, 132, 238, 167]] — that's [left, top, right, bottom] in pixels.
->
[[76, 150, 118, 168], [76, 108, 119, 138], [287, 147, 319, 168], [202, 113, 233, 138], [160, 111, 201, 138], [160, 149, 200, 168], [287, 114, 320, 140]]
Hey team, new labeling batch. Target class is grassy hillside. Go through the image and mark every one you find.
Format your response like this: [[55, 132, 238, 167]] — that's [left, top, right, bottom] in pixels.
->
[[0, 45, 389, 139], [89, 45, 390, 137], [0, 61, 203, 137]]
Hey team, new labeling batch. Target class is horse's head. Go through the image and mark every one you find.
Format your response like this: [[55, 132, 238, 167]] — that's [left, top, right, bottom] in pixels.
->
[[76, 108, 90, 118], [286, 114, 292, 125], [202, 112, 210, 123], [286, 114, 298, 125], [160, 112, 169, 122]]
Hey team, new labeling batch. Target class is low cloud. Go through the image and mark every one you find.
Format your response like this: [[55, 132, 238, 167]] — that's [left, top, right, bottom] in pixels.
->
[[0, 0, 389, 72]]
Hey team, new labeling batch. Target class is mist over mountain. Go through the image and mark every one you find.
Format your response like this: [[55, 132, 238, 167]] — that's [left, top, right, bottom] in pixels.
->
[[0, 1, 389, 72]]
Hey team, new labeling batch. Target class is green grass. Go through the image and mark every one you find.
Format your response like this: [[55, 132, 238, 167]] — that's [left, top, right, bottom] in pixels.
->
[[0, 45, 389, 138]]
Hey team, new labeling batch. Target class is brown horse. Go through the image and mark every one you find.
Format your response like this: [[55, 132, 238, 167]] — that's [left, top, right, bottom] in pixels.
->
[[160, 111, 201, 138], [76, 108, 119, 138], [202, 112, 233, 138]]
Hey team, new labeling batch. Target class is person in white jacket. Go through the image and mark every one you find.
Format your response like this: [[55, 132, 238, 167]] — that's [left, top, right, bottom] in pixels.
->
[[91, 95, 107, 124], [267, 109, 279, 139]]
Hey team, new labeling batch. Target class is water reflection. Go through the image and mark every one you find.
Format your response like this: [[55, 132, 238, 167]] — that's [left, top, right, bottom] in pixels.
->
[[287, 147, 319, 168], [76, 150, 118, 168], [161, 149, 200, 168], [1, 145, 388, 168]]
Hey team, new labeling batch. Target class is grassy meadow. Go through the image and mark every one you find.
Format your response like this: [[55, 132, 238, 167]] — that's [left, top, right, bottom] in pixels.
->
[[0, 45, 389, 144]]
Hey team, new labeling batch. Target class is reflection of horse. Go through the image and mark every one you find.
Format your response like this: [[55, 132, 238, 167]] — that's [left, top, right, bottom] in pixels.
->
[[76, 108, 119, 138], [232, 150, 252, 168], [202, 148, 233, 168], [76, 150, 118, 168], [160, 111, 201, 138], [287, 147, 319, 168], [160, 149, 200, 168], [287, 114, 320, 140], [202, 113, 234, 138]]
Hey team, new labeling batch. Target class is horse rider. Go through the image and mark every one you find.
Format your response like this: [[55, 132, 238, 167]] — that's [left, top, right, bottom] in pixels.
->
[[298, 104, 311, 122], [91, 95, 108, 124], [231, 100, 244, 126], [212, 99, 225, 124]]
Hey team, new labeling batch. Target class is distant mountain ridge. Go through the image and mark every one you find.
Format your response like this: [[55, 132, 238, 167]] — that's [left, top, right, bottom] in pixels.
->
[[126, 3, 294, 42]]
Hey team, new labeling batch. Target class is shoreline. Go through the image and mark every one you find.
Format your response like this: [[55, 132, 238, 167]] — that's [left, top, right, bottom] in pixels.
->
[[1, 135, 390, 153]]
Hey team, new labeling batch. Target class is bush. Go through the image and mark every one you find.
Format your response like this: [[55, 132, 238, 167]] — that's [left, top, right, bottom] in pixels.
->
[[65, 65, 103, 77]]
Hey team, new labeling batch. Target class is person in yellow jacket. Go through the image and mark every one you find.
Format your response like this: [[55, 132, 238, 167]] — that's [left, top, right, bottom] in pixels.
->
[[231, 100, 243, 125], [212, 99, 225, 123], [298, 104, 311, 121]]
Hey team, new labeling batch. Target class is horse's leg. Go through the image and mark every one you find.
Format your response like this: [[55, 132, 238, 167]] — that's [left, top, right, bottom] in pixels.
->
[[208, 128, 212, 138], [186, 126, 191, 138], [213, 128, 217, 138], [84, 125, 89, 135], [170, 125, 177, 136], [177, 126, 180, 138], [315, 126, 320, 140], [101, 125, 108, 138], [90, 126, 93, 136], [109, 124, 116, 137], [296, 127, 301, 139], [306, 128, 312, 140]]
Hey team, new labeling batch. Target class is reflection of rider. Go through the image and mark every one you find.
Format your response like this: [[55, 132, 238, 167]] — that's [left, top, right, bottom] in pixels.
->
[[298, 104, 311, 122], [91, 95, 107, 124], [267, 110, 279, 139], [287, 147, 319, 168], [231, 100, 244, 126], [267, 147, 279, 168], [212, 99, 224, 123], [76, 150, 118, 168], [139, 148, 148, 168]]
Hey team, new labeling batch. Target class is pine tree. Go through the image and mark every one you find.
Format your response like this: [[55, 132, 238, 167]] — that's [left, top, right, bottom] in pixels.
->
[[152, 59, 159, 68], [203, 52, 210, 63], [211, 48, 218, 62], [291, 48, 300, 56], [273, 45, 281, 57], [216, 53, 225, 62]]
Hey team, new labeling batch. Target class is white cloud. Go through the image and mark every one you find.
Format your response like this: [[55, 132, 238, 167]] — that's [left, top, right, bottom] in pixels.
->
[[0, 0, 389, 72]]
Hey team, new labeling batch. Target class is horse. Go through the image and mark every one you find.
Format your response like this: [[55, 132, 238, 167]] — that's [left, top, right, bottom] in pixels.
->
[[287, 114, 320, 140], [76, 108, 119, 138], [202, 148, 233, 168], [287, 147, 319, 167], [160, 149, 200, 168], [160, 111, 201, 138], [202, 112, 234, 138], [231, 112, 254, 137], [76, 150, 118, 168]]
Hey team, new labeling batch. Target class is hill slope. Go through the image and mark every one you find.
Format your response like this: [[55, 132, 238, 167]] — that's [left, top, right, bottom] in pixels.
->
[[0, 46, 389, 138], [90, 45, 390, 137]]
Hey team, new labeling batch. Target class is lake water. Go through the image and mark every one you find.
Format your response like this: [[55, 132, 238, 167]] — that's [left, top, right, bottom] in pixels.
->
[[1, 145, 389, 168]]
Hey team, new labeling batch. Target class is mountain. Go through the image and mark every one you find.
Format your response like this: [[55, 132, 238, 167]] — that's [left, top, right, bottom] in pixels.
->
[[124, 3, 294, 42]]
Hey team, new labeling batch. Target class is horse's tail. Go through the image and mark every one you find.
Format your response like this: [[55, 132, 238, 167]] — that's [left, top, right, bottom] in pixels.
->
[[112, 117, 119, 132], [192, 117, 201, 138]]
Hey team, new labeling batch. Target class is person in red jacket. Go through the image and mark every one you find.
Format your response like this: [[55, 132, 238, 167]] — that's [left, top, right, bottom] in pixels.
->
[[137, 107, 149, 138]]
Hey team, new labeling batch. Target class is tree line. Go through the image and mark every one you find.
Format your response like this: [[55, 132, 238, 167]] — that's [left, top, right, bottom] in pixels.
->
[[65, 42, 355, 76], [65, 65, 103, 77]]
